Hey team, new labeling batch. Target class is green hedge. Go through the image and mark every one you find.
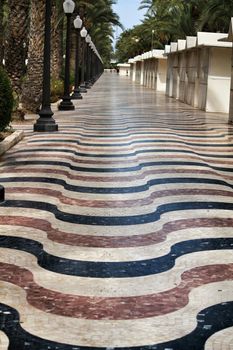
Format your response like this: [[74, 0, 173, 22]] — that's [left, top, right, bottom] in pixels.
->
[[50, 78, 64, 103], [0, 67, 13, 131]]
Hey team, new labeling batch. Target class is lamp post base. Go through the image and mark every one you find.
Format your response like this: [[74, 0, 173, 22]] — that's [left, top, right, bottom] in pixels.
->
[[0, 185, 5, 203], [34, 120, 58, 132], [58, 98, 75, 111], [71, 89, 83, 100], [80, 84, 87, 93], [34, 108, 58, 132], [85, 82, 91, 89]]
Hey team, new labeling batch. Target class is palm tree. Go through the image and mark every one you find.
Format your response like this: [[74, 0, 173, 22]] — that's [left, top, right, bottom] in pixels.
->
[[21, 0, 45, 113], [115, 24, 154, 62], [155, 3, 198, 40], [0, 0, 5, 65], [20, 0, 122, 113], [141, 0, 199, 42], [4, 0, 30, 96], [199, 0, 233, 32], [139, 0, 182, 16], [79, 0, 123, 63], [51, 0, 64, 80]]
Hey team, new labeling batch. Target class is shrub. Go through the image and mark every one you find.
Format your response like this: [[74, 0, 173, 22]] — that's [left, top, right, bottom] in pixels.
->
[[0, 67, 14, 131], [69, 70, 75, 86], [60, 67, 75, 91], [50, 78, 64, 103]]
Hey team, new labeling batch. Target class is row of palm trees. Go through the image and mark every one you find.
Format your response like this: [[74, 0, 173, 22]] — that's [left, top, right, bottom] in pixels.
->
[[115, 0, 233, 62], [0, 0, 122, 114]]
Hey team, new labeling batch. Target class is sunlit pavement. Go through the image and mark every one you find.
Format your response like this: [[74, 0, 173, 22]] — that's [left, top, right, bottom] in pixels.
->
[[0, 73, 233, 349]]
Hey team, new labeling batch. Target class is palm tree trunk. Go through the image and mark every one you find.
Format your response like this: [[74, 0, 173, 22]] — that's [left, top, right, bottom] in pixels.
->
[[4, 0, 30, 96], [0, 0, 5, 66], [21, 0, 45, 113], [51, 0, 63, 80]]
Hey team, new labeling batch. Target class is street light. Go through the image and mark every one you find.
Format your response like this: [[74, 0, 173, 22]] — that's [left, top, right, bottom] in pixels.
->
[[58, 0, 75, 111], [34, 0, 58, 132], [80, 26, 88, 93], [151, 29, 155, 51], [133, 37, 140, 55], [71, 15, 83, 99], [85, 34, 92, 88]]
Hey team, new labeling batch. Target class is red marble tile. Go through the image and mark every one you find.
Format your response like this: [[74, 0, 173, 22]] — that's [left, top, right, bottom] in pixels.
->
[[1, 216, 233, 248], [0, 262, 232, 320], [6, 187, 233, 208]]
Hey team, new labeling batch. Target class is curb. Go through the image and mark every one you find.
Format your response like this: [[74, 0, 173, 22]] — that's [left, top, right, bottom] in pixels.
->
[[0, 130, 24, 156]]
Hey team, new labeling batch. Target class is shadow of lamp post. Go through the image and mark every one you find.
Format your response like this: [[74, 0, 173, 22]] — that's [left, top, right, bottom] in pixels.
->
[[58, 0, 75, 111], [71, 14, 83, 100], [33, 0, 58, 132]]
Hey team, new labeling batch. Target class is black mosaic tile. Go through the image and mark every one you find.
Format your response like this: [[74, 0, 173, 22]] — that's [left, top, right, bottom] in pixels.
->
[[1, 200, 233, 225], [0, 235, 232, 277], [1, 301, 233, 350]]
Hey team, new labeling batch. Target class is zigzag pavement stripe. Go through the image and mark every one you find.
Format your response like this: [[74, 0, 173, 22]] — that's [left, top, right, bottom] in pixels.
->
[[2, 168, 233, 184], [0, 301, 233, 349], [0, 249, 232, 297], [3, 159, 233, 173], [2, 224, 233, 262], [0, 236, 232, 277], [1, 200, 233, 226], [5, 147, 233, 160], [1, 177, 233, 193], [27, 138, 233, 147], [0, 216, 233, 248], [0, 261, 232, 320], [10, 130, 233, 139]]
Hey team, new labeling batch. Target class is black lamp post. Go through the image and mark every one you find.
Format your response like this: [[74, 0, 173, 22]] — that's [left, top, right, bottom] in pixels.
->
[[58, 0, 75, 111], [34, 0, 58, 132], [80, 26, 87, 93], [85, 34, 92, 89], [0, 186, 4, 202], [89, 42, 94, 84], [92, 49, 97, 82], [94, 49, 98, 81], [71, 15, 83, 100]]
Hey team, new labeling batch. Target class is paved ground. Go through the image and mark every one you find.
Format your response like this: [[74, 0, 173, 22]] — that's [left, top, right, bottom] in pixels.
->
[[0, 73, 233, 349]]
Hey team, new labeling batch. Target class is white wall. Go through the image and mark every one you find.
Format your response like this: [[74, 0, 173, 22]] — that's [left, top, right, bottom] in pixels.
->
[[132, 63, 136, 81], [157, 59, 167, 92], [197, 47, 209, 110], [166, 55, 173, 97], [119, 67, 130, 76], [140, 61, 144, 85], [185, 49, 198, 106], [135, 62, 141, 83], [206, 47, 231, 113], [178, 52, 186, 101]]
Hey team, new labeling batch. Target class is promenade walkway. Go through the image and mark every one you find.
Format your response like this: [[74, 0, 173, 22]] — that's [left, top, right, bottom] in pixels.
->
[[0, 73, 233, 349]]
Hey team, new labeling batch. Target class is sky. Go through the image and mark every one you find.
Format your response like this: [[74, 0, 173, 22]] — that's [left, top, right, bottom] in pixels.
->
[[113, 0, 146, 46]]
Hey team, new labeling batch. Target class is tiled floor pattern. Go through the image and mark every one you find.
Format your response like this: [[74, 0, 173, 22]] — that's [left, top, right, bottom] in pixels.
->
[[0, 74, 233, 349]]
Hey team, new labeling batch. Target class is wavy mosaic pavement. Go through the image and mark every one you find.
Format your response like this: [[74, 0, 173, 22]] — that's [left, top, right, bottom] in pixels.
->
[[0, 74, 233, 349]]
